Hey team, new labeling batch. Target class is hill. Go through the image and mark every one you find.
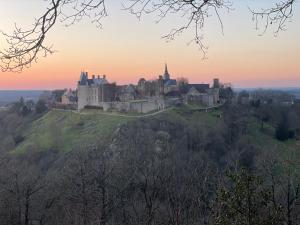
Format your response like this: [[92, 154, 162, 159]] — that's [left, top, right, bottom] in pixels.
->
[[14, 110, 133, 153], [12, 105, 221, 153], [9, 104, 300, 175]]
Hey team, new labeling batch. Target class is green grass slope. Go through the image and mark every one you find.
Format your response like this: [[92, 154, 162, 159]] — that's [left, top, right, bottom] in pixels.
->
[[12, 106, 221, 154], [14, 110, 133, 153], [12, 106, 300, 175], [247, 118, 300, 174]]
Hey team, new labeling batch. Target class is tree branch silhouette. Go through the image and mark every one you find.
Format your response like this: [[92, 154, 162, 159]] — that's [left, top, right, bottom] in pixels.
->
[[0, 0, 106, 72], [251, 0, 295, 36], [0, 0, 297, 72], [124, 0, 233, 57]]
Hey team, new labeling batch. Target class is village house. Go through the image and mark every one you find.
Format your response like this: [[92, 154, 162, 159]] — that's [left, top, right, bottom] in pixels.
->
[[61, 89, 77, 105]]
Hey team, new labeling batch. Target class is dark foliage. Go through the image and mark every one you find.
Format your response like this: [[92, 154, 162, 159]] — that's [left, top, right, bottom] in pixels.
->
[[35, 99, 48, 114], [0, 98, 299, 225]]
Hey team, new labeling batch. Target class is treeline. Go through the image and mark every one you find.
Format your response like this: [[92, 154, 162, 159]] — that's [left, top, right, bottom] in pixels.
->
[[237, 90, 300, 141], [0, 98, 47, 152], [251, 100, 300, 141], [0, 142, 298, 225], [0, 92, 299, 225]]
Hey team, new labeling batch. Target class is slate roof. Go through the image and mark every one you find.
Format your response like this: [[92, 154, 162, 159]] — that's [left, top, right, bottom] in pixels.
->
[[165, 90, 181, 97], [79, 72, 108, 86], [164, 79, 177, 86], [188, 84, 209, 93], [79, 72, 88, 85]]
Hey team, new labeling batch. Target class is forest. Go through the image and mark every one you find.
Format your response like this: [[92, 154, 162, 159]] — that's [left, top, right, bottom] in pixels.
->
[[0, 90, 299, 225]]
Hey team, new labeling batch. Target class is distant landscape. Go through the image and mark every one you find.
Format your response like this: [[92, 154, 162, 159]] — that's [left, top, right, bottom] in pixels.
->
[[235, 87, 300, 99], [0, 90, 45, 106]]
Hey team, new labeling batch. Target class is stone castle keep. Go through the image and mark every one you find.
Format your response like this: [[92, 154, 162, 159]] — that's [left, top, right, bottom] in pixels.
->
[[77, 65, 220, 113]]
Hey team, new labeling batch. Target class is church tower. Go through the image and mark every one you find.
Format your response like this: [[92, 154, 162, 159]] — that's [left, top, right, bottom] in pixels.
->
[[163, 63, 170, 80]]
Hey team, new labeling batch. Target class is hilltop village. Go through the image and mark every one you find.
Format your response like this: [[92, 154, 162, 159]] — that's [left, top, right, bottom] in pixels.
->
[[46, 65, 224, 113]]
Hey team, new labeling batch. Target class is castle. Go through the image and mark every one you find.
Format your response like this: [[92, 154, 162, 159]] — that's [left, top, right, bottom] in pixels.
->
[[77, 65, 220, 113]]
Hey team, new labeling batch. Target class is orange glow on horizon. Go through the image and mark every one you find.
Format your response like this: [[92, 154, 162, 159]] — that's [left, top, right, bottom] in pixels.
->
[[0, 1, 299, 90]]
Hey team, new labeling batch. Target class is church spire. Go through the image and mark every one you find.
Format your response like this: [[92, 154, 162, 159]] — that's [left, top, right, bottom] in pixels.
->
[[163, 63, 170, 80]]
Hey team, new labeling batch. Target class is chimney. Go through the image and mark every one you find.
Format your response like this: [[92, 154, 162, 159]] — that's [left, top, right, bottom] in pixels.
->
[[97, 75, 100, 79], [213, 78, 220, 88], [92, 75, 95, 79], [103, 75, 106, 79]]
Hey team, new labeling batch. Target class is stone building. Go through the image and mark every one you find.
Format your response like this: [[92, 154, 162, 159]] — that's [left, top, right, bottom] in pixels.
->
[[185, 82, 220, 107], [77, 72, 116, 110], [162, 64, 178, 94], [76, 66, 221, 112], [116, 84, 137, 102], [136, 64, 177, 97], [61, 89, 77, 105]]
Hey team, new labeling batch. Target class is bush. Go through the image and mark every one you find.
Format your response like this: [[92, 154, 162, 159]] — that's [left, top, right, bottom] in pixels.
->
[[13, 135, 25, 145], [35, 100, 47, 114], [288, 130, 295, 139], [275, 114, 290, 141]]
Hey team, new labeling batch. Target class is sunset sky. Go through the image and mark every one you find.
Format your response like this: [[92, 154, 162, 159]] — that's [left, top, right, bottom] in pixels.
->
[[0, 0, 299, 90]]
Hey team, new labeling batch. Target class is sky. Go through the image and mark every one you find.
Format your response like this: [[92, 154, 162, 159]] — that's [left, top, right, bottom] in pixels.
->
[[0, 0, 299, 90]]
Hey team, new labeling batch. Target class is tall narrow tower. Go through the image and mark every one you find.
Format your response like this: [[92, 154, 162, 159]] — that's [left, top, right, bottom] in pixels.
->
[[163, 63, 170, 80], [213, 78, 220, 89]]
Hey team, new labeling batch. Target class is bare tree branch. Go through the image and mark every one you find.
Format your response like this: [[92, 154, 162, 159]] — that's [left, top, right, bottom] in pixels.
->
[[251, 0, 295, 36], [124, 0, 233, 57], [0, 0, 106, 72], [0, 0, 297, 72]]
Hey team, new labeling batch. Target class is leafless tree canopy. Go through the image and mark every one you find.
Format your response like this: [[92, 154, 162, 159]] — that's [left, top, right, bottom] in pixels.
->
[[0, 0, 297, 72], [0, 0, 106, 72], [124, 0, 233, 57], [251, 0, 295, 35]]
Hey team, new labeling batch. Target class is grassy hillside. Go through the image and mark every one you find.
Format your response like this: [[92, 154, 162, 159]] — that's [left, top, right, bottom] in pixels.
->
[[247, 118, 300, 174], [12, 105, 300, 175], [14, 110, 133, 153], [12, 105, 221, 154]]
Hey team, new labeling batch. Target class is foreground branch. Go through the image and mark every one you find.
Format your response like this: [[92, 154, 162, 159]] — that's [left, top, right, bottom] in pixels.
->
[[124, 0, 233, 57], [0, 0, 297, 72], [251, 0, 295, 35], [0, 0, 106, 72]]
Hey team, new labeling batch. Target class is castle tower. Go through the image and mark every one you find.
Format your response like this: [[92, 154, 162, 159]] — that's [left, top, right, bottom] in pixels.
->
[[163, 63, 170, 80], [213, 78, 220, 89]]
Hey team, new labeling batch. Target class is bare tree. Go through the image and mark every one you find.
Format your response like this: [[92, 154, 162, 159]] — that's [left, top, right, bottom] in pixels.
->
[[0, 0, 107, 72], [251, 0, 295, 35], [124, 0, 233, 57], [0, 0, 297, 72]]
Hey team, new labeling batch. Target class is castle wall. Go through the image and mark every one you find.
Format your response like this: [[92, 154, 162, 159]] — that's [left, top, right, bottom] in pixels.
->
[[77, 83, 117, 110], [102, 99, 165, 114], [61, 95, 70, 105], [203, 94, 214, 107], [102, 84, 117, 102], [130, 101, 157, 113], [78, 85, 89, 110], [213, 88, 220, 104], [87, 86, 101, 107]]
